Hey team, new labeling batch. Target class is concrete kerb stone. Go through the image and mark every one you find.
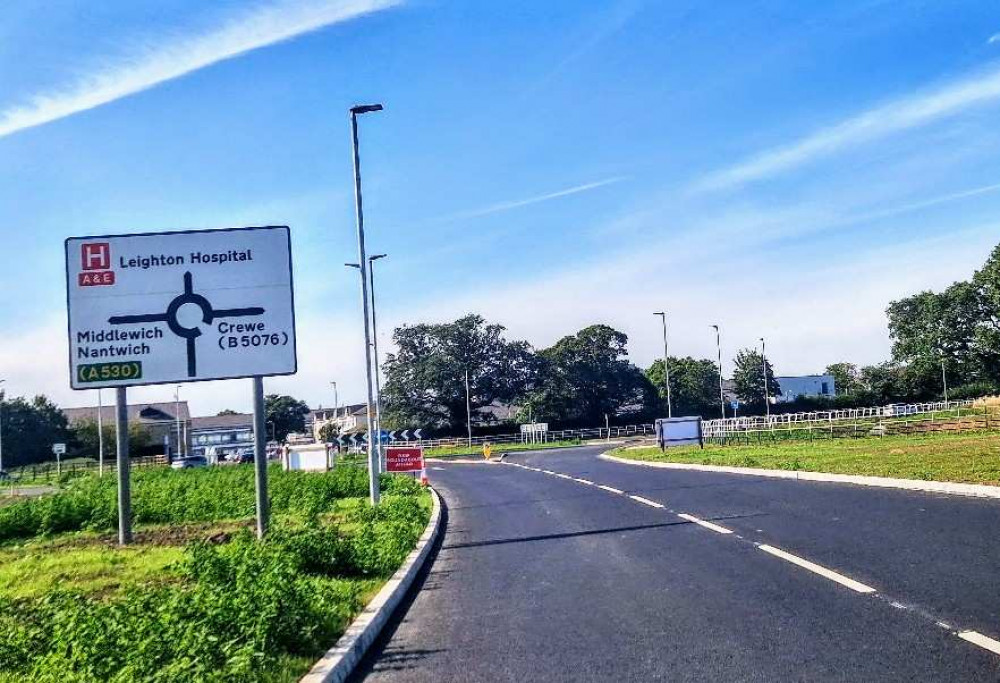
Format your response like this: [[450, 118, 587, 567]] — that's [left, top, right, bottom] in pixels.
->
[[599, 453, 1000, 500], [300, 487, 443, 683]]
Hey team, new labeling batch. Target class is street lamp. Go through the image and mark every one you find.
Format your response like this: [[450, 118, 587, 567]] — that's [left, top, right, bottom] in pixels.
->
[[349, 102, 383, 506], [942, 360, 949, 404], [760, 338, 771, 419], [0, 379, 5, 473], [369, 253, 387, 462], [654, 312, 672, 418], [710, 325, 726, 419], [174, 385, 184, 458]]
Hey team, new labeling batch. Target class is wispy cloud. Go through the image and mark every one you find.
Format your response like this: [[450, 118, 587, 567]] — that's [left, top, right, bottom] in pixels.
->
[[692, 64, 1000, 193], [0, 0, 402, 139], [437, 176, 626, 223], [989, 33, 1000, 45]]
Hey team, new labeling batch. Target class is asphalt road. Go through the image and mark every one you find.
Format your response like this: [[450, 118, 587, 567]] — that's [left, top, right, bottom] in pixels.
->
[[353, 445, 1000, 681]]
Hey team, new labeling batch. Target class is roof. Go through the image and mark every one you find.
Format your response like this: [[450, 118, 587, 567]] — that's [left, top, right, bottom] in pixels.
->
[[310, 403, 370, 420], [189, 413, 253, 431], [63, 401, 190, 425]]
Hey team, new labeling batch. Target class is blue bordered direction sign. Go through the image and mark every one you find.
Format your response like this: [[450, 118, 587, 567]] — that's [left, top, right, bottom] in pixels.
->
[[66, 226, 297, 389]]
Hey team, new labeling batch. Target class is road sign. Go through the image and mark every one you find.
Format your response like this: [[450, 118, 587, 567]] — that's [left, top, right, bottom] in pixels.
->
[[52, 443, 66, 455], [386, 446, 424, 473], [65, 226, 297, 388]]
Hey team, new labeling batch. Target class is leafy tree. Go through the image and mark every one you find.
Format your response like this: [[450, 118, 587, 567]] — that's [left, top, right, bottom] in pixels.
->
[[381, 314, 537, 431], [731, 348, 780, 409], [69, 419, 150, 459], [525, 325, 657, 426], [318, 422, 340, 443], [216, 409, 240, 416], [0, 393, 71, 468], [824, 362, 860, 395], [646, 357, 723, 418], [858, 362, 907, 404], [264, 395, 310, 442]]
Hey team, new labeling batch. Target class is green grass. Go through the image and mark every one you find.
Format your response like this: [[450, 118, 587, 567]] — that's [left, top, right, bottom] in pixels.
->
[[612, 430, 1000, 485], [426, 439, 584, 458], [0, 467, 432, 682]]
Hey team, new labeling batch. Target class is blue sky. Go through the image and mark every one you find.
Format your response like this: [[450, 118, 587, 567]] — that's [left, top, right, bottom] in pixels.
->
[[3, 0, 1000, 415]]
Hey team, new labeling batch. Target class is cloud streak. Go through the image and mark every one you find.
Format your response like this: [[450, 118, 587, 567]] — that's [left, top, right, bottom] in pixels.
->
[[693, 64, 1000, 192], [438, 176, 626, 223], [0, 0, 401, 139]]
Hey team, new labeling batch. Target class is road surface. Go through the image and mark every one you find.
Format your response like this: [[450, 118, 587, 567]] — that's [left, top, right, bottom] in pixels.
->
[[353, 445, 1000, 681]]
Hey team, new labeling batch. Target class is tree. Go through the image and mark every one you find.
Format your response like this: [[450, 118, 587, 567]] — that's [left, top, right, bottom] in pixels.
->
[[264, 395, 310, 442], [216, 409, 240, 416], [858, 362, 907, 404], [731, 348, 780, 409], [318, 422, 340, 443], [824, 362, 861, 395], [381, 314, 537, 432], [69, 419, 151, 459], [0, 393, 71, 468], [646, 357, 722, 417], [525, 325, 657, 426]]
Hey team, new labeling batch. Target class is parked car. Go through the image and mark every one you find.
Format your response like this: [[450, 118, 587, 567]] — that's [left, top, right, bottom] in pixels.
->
[[170, 456, 208, 470]]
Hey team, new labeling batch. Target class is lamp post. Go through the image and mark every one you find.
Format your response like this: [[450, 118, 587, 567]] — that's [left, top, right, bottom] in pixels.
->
[[760, 337, 771, 419], [96, 389, 105, 476], [349, 102, 383, 506], [654, 312, 672, 418], [465, 369, 473, 448], [369, 253, 387, 465], [174, 385, 184, 458], [330, 381, 338, 416], [0, 379, 5, 473], [942, 360, 949, 404], [711, 325, 726, 419]]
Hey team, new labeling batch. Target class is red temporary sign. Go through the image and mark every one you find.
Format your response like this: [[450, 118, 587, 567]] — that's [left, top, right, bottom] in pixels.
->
[[386, 447, 424, 473]]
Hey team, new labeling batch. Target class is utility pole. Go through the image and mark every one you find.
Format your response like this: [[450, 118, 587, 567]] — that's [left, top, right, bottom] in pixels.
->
[[349, 103, 383, 506], [711, 325, 726, 419], [760, 337, 771, 419], [465, 369, 473, 448], [654, 312, 672, 418], [369, 253, 387, 468], [0, 379, 5, 473], [942, 360, 949, 404]]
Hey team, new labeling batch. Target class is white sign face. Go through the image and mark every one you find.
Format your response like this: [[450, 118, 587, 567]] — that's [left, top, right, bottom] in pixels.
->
[[66, 226, 297, 389], [52, 443, 67, 455]]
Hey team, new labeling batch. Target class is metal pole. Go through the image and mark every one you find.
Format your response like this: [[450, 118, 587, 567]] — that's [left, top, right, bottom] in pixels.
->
[[252, 376, 269, 538], [370, 254, 387, 469], [465, 369, 473, 447], [115, 387, 132, 545], [605, 413, 610, 442], [712, 325, 726, 419], [174, 386, 182, 459], [330, 381, 338, 417], [760, 337, 770, 419], [350, 104, 382, 506], [655, 312, 672, 417], [0, 379, 5, 473], [96, 389, 104, 476], [942, 361, 949, 404]]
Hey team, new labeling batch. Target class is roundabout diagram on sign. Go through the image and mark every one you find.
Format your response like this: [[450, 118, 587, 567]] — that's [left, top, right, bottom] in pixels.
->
[[108, 271, 265, 378]]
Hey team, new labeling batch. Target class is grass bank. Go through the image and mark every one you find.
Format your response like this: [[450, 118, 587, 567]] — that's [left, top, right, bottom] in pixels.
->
[[610, 430, 1000, 486], [0, 466, 431, 683], [426, 439, 584, 458]]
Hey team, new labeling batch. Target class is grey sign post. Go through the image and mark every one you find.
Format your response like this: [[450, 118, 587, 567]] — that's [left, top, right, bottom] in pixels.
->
[[65, 226, 297, 544]]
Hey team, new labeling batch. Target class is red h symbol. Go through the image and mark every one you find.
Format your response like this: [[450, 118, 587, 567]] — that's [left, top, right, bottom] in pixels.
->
[[81, 243, 110, 271]]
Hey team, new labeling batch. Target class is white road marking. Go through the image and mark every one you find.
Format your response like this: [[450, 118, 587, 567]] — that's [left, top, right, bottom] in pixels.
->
[[958, 630, 1000, 656], [430, 467, 445, 471], [629, 495, 664, 509], [677, 513, 733, 535], [758, 544, 876, 594], [598, 484, 624, 494], [573, 478, 594, 485], [554, 473, 574, 480]]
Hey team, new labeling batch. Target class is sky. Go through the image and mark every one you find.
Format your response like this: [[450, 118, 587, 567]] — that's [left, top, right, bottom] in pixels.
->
[[3, 0, 1000, 416]]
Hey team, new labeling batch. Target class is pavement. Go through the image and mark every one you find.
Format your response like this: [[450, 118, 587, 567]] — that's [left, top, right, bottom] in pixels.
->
[[352, 445, 1000, 681]]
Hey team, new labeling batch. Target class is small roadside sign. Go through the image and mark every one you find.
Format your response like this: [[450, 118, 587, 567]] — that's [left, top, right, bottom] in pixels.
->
[[65, 226, 297, 389], [386, 447, 424, 473], [52, 443, 66, 456]]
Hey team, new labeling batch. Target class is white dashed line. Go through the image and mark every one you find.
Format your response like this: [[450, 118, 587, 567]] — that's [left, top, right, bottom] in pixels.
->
[[573, 478, 594, 485], [677, 513, 733, 535], [958, 630, 1000, 656], [597, 484, 624, 494], [628, 495, 664, 509], [758, 544, 876, 594]]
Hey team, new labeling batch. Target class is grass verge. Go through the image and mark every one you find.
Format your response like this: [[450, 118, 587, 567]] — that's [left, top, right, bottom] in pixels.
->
[[610, 430, 1000, 486], [0, 466, 431, 683]]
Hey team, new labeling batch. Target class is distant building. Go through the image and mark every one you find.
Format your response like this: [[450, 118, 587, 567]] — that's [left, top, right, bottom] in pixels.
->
[[62, 401, 190, 456], [189, 413, 254, 458], [774, 374, 836, 403], [309, 403, 371, 441]]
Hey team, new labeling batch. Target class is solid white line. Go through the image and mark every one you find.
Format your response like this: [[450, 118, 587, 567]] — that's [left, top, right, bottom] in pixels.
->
[[598, 484, 624, 494], [758, 544, 876, 594], [629, 495, 664, 509], [573, 478, 594, 485], [554, 473, 574, 480], [677, 513, 733, 535], [958, 630, 1000, 656]]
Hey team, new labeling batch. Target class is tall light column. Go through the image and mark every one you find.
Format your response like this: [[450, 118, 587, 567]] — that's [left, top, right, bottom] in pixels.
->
[[0, 379, 5, 473], [349, 103, 383, 506], [465, 369, 473, 447], [654, 312, 672, 418], [369, 253, 387, 464], [760, 337, 771, 419], [711, 325, 726, 419], [942, 360, 949, 403], [174, 385, 183, 458]]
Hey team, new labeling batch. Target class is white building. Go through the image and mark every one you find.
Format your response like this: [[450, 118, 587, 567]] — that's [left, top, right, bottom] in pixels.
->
[[774, 374, 836, 403]]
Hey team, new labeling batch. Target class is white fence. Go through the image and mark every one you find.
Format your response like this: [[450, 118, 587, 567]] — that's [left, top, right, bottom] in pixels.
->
[[702, 399, 977, 439]]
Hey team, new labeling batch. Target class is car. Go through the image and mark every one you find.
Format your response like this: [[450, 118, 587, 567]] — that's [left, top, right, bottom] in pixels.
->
[[170, 456, 209, 470]]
